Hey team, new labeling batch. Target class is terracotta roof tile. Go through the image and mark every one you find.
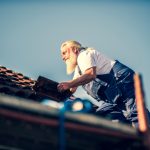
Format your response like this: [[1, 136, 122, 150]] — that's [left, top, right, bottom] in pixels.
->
[[0, 66, 72, 102]]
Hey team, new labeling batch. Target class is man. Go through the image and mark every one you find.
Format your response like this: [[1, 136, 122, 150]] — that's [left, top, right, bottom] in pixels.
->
[[57, 40, 138, 126]]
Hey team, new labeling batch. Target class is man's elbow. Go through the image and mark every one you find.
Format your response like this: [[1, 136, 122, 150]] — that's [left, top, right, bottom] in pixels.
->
[[91, 74, 96, 80], [87, 73, 96, 80], [86, 67, 96, 80]]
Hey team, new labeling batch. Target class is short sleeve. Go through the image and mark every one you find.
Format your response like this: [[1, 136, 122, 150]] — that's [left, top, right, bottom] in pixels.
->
[[77, 50, 96, 74]]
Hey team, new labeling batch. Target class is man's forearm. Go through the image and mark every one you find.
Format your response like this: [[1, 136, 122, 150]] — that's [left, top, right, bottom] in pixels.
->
[[69, 73, 95, 88]]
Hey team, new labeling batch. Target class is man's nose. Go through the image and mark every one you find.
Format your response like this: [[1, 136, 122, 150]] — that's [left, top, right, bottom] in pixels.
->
[[62, 55, 66, 61]]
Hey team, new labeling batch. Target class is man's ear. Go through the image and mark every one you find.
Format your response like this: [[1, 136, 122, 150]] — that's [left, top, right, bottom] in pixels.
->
[[73, 47, 79, 54]]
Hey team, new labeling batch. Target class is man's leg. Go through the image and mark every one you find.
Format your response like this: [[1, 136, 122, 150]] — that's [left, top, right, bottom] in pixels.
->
[[125, 98, 138, 127], [95, 102, 129, 124]]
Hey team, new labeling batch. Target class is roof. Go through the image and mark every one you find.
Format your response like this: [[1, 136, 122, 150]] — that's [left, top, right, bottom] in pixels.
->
[[0, 65, 72, 102], [0, 94, 145, 150], [0, 65, 149, 149]]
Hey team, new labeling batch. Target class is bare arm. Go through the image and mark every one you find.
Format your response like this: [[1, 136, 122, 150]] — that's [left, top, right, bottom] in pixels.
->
[[70, 66, 96, 87], [57, 67, 96, 92]]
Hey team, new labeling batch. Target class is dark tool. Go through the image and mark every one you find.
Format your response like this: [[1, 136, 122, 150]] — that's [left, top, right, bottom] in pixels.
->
[[33, 76, 72, 102]]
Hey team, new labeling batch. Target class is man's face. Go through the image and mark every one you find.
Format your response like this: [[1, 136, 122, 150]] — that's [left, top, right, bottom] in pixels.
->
[[61, 45, 77, 74]]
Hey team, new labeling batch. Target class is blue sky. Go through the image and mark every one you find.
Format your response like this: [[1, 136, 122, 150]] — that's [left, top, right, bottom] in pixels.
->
[[0, 0, 150, 109]]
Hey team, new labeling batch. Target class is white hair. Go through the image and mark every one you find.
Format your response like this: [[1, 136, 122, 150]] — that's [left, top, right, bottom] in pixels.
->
[[61, 40, 82, 51]]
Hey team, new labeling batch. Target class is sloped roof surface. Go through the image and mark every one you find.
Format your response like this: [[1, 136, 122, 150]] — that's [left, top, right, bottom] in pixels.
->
[[0, 65, 72, 101]]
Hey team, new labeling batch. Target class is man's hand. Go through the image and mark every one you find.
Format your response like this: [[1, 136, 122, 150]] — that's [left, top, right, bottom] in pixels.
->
[[57, 82, 71, 92]]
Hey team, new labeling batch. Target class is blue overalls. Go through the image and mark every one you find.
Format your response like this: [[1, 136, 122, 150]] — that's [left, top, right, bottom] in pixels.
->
[[78, 60, 138, 126]]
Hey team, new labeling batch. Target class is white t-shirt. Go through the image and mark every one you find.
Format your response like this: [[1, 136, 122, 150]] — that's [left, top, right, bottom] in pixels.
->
[[73, 48, 115, 79], [73, 48, 115, 102]]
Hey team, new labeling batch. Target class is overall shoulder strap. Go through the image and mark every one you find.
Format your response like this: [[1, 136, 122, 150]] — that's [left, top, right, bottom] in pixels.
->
[[77, 65, 82, 75]]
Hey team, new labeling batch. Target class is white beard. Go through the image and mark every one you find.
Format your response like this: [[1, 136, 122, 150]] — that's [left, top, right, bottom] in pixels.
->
[[65, 52, 77, 75], [66, 59, 76, 75]]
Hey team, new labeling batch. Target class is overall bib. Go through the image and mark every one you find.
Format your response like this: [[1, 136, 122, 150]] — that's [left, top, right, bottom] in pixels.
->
[[78, 60, 138, 125]]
